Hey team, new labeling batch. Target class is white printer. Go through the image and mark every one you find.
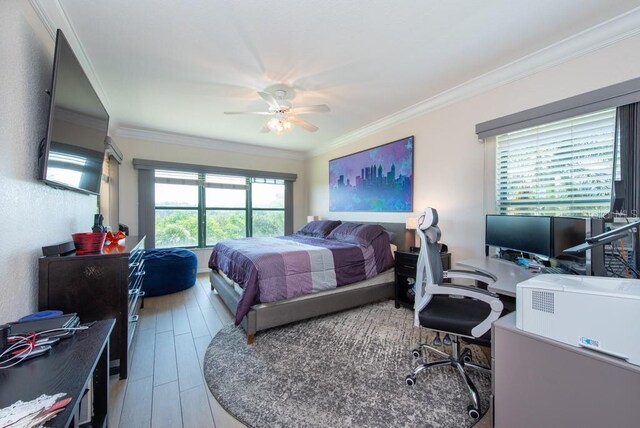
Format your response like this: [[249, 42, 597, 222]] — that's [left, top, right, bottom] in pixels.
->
[[516, 274, 640, 366]]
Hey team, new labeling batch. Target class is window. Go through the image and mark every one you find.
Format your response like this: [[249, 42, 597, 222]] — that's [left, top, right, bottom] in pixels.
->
[[495, 109, 617, 217], [205, 175, 247, 246], [154, 170, 287, 248], [251, 178, 285, 237], [155, 170, 200, 248]]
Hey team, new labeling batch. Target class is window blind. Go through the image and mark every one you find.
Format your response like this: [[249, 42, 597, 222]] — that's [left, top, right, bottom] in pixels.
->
[[495, 109, 616, 217]]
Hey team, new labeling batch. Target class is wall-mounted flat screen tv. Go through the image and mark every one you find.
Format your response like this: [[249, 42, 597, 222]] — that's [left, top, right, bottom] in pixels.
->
[[38, 29, 109, 195]]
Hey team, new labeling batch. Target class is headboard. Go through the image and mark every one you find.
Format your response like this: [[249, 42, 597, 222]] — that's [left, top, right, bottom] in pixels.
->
[[361, 221, 410, 251]]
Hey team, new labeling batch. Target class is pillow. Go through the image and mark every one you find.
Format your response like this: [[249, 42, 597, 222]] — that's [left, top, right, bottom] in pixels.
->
[[296, 220, 342, 238], [326, 222, 385, 247], [385, 230, 397, 243]]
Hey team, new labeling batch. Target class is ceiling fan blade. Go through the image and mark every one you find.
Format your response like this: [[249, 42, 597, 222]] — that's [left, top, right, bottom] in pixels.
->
[[258, 91, 280, 109], [288, 104, 330, 115], [289, 116, 319, 132], [259, 124, 271, 133], [224, 111, 273, 115]]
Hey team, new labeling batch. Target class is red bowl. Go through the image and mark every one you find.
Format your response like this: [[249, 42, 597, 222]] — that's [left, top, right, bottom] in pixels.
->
[[72, 232, 107, 255]]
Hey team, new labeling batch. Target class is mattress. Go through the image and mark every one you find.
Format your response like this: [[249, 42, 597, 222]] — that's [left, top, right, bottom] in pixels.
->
[[221, 243, 398, 296], [209, 233, 394, 324]]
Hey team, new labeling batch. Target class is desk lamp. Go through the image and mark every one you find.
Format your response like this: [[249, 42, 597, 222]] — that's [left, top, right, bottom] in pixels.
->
[[406, 216, 420, 252]]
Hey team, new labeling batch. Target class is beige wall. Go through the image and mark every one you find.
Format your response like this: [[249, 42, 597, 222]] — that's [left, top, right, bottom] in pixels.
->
[[307, 33, 640, 265], [113, 136, 307, 270], [0, 1, 98, 324]]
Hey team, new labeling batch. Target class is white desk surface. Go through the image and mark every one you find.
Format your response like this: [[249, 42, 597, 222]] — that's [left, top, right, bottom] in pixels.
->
[[457, 257, 537, 297]]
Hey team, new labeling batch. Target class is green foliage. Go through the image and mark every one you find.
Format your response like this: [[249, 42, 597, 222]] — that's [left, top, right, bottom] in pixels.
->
[[206, 210, 246, 245], [156, 179, 286, 248], [252, 211, 285, 237], [155, 210, 198, 248]]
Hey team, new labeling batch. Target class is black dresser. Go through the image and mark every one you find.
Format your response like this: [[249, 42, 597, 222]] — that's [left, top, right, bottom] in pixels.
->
[[38, 235, 146, 379]]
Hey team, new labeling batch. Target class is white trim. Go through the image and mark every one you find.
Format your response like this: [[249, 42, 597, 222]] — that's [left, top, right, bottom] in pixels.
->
[[308, 7, 640, 158], [28, 0, 55, 39], [30, 0, 112, 114], [114, 127, 306, 160], [30, 1, 640, 160]]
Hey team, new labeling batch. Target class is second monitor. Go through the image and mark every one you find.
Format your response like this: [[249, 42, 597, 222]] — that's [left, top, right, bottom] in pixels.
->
[[485, 214, 588, 259]]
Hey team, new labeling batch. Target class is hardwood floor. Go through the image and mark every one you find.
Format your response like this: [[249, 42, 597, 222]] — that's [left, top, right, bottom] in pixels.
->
[[109, 272, 492, 428], [109, 273, 246, 428]]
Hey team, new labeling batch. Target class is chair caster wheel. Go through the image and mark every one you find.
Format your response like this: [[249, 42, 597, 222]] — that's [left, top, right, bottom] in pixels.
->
[[433, 332, 442, 347], [462, 355, 472, 363], [405, 375, 416, 386], [412, 349, 421, 358], [467, 406, 480, 419], [443, 334, 452, 346]]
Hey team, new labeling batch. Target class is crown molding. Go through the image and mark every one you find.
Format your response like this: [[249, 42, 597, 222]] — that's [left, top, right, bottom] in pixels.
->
[[307, 6, 640, 158], [29, 1, 640, 161], [113, 127, 307, 161], [28, 0, 56, 39], [29, 0, 112, 114]]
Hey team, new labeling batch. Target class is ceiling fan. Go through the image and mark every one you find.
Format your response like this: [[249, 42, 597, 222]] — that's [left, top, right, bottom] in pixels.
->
[[224, 89, 330, 135]]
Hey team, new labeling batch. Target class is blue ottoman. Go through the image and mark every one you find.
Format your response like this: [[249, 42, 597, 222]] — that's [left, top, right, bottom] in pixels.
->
[[142, 248, 197, 297]]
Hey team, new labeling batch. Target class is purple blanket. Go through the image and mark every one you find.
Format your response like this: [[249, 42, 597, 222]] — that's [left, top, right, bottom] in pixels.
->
[[208, 234, 394, 325]]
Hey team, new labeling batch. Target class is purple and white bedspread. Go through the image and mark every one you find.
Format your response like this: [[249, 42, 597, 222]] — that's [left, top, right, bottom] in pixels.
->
[[208, 234, 394, 325]]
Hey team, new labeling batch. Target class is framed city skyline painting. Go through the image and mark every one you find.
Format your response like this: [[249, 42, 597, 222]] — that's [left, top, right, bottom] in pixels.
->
[[329, 136, 413, 212]]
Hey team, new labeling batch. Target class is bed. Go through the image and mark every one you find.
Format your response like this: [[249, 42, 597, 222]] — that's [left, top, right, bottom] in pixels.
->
[[209, 221, 408, 343]]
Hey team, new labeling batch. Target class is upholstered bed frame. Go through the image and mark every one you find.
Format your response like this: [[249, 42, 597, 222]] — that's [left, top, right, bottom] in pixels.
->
[[210, 222, 409, 344]]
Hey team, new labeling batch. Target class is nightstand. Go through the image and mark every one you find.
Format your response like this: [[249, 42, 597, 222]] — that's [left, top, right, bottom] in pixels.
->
[[394, 250, 451, 309]]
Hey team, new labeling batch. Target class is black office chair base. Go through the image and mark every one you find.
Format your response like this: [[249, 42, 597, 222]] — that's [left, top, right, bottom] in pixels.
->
[[406, 336, 489, 420]]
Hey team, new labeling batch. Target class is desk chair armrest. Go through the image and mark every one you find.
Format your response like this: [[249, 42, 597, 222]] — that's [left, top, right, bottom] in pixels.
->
[[428, 283, 499, 299], [444, 269, 496, 286], [422, 284, 504, 338]]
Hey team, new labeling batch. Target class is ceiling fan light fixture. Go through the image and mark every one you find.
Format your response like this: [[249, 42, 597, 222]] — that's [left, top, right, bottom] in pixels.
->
[[225, 87, 327, 135], [267, 117, 292, 135]]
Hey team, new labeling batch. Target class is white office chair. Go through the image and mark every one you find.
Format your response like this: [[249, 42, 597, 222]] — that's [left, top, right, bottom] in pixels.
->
[[405, 208, 504, 420]]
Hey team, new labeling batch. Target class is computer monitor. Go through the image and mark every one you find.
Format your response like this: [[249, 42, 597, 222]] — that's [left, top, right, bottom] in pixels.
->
[[552, 217, 589, 258], [485, 215, 587, 259]]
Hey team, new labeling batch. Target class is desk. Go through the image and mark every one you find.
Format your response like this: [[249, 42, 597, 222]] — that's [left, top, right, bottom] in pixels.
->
[[0, 319, 114, 428], [457, 257, 536, 298]]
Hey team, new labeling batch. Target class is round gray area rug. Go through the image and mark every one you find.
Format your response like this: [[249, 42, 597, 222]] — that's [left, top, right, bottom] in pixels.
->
[[203, 300, 490, 428]]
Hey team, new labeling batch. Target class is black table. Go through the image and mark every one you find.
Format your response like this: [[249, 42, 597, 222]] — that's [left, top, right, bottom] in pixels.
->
[[0, 319, 114, 428]]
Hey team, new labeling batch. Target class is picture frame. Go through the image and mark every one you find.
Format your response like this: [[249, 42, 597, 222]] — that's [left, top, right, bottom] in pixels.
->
[[329, 136, 414, 212]]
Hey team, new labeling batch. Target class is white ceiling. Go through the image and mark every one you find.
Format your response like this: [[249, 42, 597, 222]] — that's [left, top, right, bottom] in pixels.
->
[[33, 0, 640, 155]]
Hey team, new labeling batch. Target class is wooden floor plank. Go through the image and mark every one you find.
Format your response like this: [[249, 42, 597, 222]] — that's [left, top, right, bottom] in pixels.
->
[[185, 305, 210, 339], [155, 307, 173, 333], [192, 280, 215, 310], [119, 376, 153, 428], [197, 303, 224, 338], [138, 305, 157, 331], [175, 333, 204, 392], [151, 381, 183, 428], [141, 296, 158, 310], [180, 384, 216, 428], [199, 281, 234, 325], [172, 305, 191, 336], [184, 285, 200, 308], [153, 331, 178, 386], [108, 376, 127, 428], [129, 327, 156, 381], [193, 334, 212, 366]]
